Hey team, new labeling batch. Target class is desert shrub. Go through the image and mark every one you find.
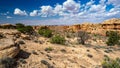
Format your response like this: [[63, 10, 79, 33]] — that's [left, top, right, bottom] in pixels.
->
[[66, 32, 76, 38], [0, 57, 16, 68], [38, 26, 52, 38], [106, 31, 111, 36], [45, 47, 53, 51], [76, 31, 89, 45], [16, 23, 34, 34], [50, 35, 65, 45], [16, 23, 25, 28], [1, 24, 16, 29], [106, 31, 120, 46], [102, 57, 120, 68], [24, 26, 34, 33]]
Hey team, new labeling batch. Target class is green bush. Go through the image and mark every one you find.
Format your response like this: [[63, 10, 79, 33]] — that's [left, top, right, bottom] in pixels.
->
[[45, 47, 53, 51], [16, 23, 25, 28], [38, 26, 52, 38], [50, 35, 65, 45], [16, 23, 34, 34], [102, 57, 120, 68], [106, 31, 120, 46]]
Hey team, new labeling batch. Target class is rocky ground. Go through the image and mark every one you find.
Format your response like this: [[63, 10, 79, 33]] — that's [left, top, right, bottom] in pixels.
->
[[0, 29, 120, 68]]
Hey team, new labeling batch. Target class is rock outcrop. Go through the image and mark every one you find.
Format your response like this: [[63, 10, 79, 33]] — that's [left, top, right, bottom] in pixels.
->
[[102, 18, 120, 31], [0, 38, 20, 59]]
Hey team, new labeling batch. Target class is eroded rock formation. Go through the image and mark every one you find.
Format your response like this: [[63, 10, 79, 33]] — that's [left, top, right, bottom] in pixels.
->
[[0, 38, 20, 58]]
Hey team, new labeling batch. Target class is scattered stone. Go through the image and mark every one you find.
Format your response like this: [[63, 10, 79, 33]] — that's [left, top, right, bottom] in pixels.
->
[[32, 50, 38, 55], [39, 40, 44, 44], [14, 34, 21, 38], [18, 58, 27, 64], [45, 47, 53, 52], [104, 49, 112, 53], [33, 40, 39, 43], [80, 65, 86, 68], [87, 54, 93, 58], [46, 54, 52, 60], [40, 51, 44, 55], [41, 60, 54, 68], [0, 33, 4, 39], [52, 62, 55, 65], [61, 49, 66, 53], [21, 34, 30, 40], [87, 49, 90, 52], [15, 39, 25, 45], [71, 49, 74, 52]]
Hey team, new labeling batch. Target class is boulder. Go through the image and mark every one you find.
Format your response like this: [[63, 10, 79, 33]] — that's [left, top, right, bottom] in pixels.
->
[[20, 34, 30, 40], [0, 38, 20, 59]]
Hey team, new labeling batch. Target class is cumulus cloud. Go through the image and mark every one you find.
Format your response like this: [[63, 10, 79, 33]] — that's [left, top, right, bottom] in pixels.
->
[[30, 10, 38, 16], [63, 0, 80, 13], [86, 0, 94, 6], [27, 0, 120, 24], [99, 0, 106, 5], [54, 4, 63, 14], [14, 8, 28, 16], [89, 4, 106, 12], [40, 6, 55, 17], [107, 0, 120, 7]]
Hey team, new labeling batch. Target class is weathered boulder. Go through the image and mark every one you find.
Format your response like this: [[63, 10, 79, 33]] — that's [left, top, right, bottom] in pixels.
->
[[0, 38, 20, 59], [20, 34, 30, 40]]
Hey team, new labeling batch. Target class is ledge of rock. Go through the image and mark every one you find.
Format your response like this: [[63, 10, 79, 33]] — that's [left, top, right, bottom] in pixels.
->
[[0, 38, 20, 59]]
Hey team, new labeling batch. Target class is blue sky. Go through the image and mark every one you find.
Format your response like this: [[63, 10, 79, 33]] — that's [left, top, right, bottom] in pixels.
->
[[0, 0, 120, 25]]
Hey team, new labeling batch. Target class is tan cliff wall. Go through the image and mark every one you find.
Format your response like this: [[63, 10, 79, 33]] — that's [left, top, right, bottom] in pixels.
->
[[20, 18, 120, 36]]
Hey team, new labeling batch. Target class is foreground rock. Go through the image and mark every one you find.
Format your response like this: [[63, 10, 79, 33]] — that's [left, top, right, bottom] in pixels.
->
[[0, 38, 20, 59]]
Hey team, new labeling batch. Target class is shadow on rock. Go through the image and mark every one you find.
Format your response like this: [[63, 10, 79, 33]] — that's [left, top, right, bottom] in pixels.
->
[[15, 50, 31, 59]]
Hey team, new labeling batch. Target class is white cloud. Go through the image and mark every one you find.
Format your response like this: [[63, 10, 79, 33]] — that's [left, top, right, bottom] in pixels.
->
[[99, 0, 106, 5], [27, 0, 120, 24], [86, 0, 94, 6], [107, 0, 120, 7], [40, 6, 55, 17], [30, 10, 38, 16], [6, 16, 12, 19], [89, 4, 106, 12], [14, 8, 28, 16], [54, 4, 63, 14], [63, 0, 80, 13]]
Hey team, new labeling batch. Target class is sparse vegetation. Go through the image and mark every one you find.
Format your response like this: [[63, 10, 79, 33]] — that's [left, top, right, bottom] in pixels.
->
[[77, 31, 89, 45], [66, 31, 76, 38], [38, 26, 52, 38], [16, 23, 34, 34], [50, 35, 66, 45], [45, 47, 53, 51], [106, 31, 120, 46], [16, 23, 25, 28], [102, 56, 120, 68]]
